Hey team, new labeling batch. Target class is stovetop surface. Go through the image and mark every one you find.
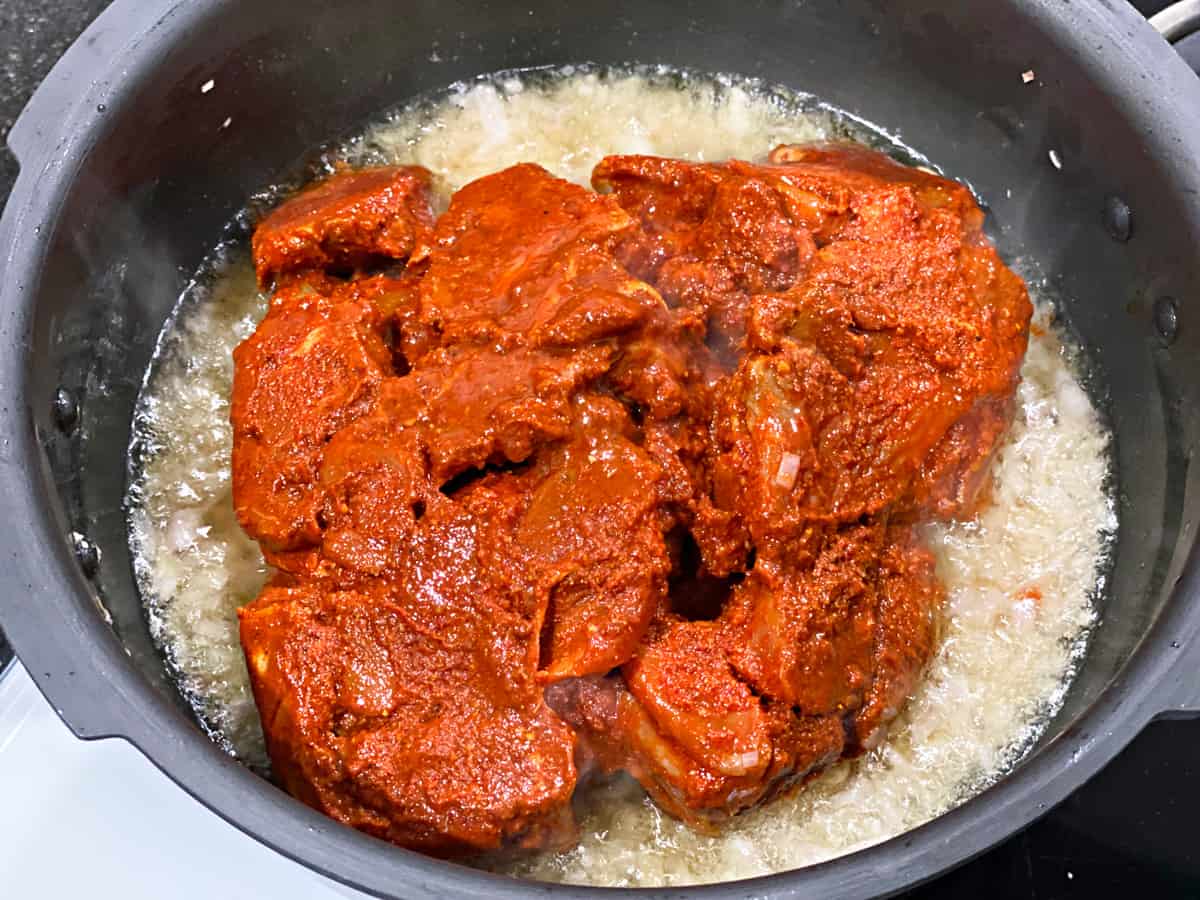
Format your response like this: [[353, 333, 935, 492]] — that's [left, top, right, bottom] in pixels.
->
[[1, 2, 1197, 897]]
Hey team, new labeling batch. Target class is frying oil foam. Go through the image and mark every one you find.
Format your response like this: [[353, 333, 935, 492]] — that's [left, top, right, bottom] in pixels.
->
[[126, 69, 1115, 885]]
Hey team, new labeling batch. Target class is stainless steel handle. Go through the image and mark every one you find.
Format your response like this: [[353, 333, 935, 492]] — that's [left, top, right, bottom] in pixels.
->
[[1150, 0, 1200, 42]]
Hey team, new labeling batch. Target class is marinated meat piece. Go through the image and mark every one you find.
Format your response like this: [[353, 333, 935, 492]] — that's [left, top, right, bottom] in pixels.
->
[[723, 524, 881, 713], [594, 150, 868, 254], [433, 397, 669, 683], [252, 166, 435, 286], [515, 419, 669, 680], [593, 153, 826, 355], [601, 145, 1029, 537], [239, 530, 576, 855], [848, 528, 943, 752], [592, 155, 722, 248], [913, 393, 1013, 520], [235, 147, 1032, 855], [242, 461, 583, 856], [765, 142, 983, 231], [740, 218, 1026, 522], [315, 405, 433, 578], [611, 679, 844, 829], [624, 620, 772, 779], [709, 343, 852, 549], [411, 344, 617, 482], [339, 270, 429, 372], [417, 163, 666, 355], [231, 277, 394, 557], [605, 303, 710, 422], [594, 524, 936, 825]]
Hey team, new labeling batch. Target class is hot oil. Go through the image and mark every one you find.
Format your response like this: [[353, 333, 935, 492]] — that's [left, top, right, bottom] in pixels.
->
[[127, 251, 271, 769], [125, 66, 1116, 885]]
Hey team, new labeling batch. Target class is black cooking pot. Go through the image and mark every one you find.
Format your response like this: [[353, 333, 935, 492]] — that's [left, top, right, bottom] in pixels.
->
[[2, 1, 1199, 897]]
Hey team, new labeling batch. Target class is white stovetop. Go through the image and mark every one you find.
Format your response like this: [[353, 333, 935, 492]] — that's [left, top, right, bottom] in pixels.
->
[[0, 661, 364, 899]]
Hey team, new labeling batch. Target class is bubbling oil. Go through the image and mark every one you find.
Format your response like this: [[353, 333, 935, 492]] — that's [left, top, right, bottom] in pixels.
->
[[126, 67, 1115, 886]]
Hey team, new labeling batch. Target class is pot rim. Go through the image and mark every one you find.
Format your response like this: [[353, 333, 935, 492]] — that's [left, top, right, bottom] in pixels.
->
[[2, 1, 1200, 897]]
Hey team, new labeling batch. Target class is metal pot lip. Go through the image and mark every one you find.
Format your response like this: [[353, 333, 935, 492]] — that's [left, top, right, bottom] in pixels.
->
[[2, 1, 1200, 898]]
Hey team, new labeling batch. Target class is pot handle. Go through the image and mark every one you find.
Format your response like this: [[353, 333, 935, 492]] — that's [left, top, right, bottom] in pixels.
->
[[1151, 0, 1200, 42], [5, 0, 182, 168], [1151, 0, 1200, 73]]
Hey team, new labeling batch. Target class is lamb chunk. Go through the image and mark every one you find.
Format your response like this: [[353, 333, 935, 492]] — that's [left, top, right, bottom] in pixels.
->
[[417, 163, 665, 355], [252, 166, 435, 286], [231, 276, 393, 557], [239, 497, 578, 857], [515, 423, 668, 681], [723, 525, 881, 714], [847, 528, 943, 752], [624, 619, 772, 780], [411, 343, 617, 483]]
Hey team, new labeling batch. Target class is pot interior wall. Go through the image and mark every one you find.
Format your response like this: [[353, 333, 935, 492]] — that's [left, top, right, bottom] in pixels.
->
[[23, 0, 1200, 809]]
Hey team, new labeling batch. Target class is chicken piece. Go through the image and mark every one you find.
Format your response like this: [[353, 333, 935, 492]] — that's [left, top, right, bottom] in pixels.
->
[[251, 166, 435, 286], [239, 495, 577, 856], [417, 163, 666, 356], [231, 276, 394, 558]]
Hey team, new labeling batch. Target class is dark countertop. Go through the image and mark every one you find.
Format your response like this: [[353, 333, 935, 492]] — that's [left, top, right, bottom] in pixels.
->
[[0, 0, 109, 197], [1, 2, 1197, 897]]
